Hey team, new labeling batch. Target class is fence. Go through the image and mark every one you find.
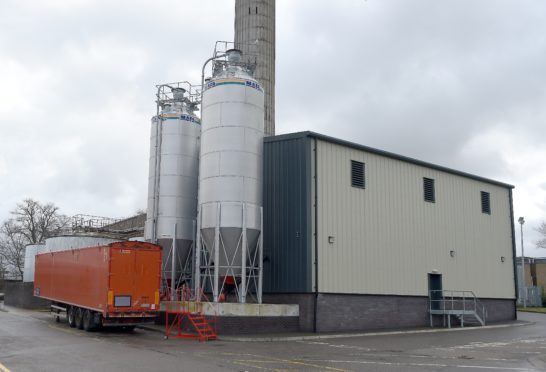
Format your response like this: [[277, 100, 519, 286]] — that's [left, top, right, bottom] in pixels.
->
[[517, 286, 543, 307]]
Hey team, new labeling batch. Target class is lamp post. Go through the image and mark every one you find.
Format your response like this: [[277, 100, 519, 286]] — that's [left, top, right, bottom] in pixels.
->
[[518, 217, 526, 308]]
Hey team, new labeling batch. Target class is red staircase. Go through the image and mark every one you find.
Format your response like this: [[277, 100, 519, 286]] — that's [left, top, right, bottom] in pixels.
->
[[187, 314, 217, 341], [164, 287, 217, 342]]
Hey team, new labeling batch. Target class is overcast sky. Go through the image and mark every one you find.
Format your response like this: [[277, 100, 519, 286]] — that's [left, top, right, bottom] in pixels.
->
[[1, 0, 545, 256]]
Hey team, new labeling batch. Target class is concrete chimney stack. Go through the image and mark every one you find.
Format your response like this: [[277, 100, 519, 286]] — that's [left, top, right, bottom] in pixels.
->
[[235, 0, 276, 136]]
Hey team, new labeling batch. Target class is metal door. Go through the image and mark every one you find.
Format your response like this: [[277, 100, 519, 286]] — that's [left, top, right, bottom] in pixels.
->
[[428, 273, 443, 310]]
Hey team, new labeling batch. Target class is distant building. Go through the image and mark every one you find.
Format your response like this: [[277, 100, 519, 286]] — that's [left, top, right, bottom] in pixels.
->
[[516, 257, 546, 306]]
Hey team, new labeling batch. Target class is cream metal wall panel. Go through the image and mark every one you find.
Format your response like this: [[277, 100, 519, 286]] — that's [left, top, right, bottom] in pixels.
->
[[316, 139, 515, 299]]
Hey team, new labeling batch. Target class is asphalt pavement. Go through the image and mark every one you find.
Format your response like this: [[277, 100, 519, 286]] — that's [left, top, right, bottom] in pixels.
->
[[1, 304, 545, 371]]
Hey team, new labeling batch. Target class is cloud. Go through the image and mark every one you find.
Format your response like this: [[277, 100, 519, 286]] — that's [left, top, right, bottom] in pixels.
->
[[1, 0, 546, 256]]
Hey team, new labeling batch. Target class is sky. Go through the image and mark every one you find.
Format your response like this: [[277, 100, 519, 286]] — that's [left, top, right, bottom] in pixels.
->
[[0, 0, 545, 256]]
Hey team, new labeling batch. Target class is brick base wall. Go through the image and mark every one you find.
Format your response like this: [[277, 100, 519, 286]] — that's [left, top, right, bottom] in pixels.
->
[[4, 281, 50, 309], [262, 293, 315, 332], [315, 293, 516, 332], [316, 293, 430, 332], [480, 298, 517, 322], [262, 292, 516, 333], [154, 293, 518, 334], [213, 316, 299, 334]]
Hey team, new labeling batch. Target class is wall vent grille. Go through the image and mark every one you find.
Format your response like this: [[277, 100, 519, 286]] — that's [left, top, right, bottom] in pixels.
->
[[424, 177, 435, 203], [351, 160, 365, 189], [481, 191, 491, 214]]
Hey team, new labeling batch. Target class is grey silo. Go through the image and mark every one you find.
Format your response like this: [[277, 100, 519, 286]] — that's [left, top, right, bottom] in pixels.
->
[[235, 0, 275, 136]]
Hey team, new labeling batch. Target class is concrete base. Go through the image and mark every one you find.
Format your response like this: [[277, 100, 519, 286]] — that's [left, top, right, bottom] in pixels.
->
[[159, 301, 301, 334], [160, 301, 298, 316], [263, 293, 315, 331], [4, 281, 50, 309]]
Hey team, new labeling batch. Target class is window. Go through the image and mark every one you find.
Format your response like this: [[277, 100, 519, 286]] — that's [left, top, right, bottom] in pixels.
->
[[481, 191, 491, 214], [423, 178, 435, 203], [351, 160, 365, 188]]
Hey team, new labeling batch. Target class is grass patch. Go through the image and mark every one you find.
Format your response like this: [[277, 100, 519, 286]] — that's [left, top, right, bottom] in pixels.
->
[[517, 307, 546, 314]]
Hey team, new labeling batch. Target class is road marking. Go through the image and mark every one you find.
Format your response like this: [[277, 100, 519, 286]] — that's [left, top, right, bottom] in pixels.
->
[[221, 322, 531, 342], [0, 361, 11, 372], [231, 360, 280, 371], [300, 341, 521, 362], [221, 352, 351, 372], [297, 359, 539, 371]]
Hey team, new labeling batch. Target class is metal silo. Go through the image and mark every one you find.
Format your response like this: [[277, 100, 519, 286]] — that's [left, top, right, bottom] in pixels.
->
[[196, 47, 264, 303], [23, 244, 45, 282], [144, 83, 201, 292]]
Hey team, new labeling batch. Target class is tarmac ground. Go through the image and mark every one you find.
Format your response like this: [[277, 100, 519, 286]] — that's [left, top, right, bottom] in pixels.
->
[[1, 304, 545, 372]]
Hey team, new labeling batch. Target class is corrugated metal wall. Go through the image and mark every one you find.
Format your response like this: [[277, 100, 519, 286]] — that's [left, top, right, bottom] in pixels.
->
[[315, 139, 516, 299], [263, 136, 312, 292]]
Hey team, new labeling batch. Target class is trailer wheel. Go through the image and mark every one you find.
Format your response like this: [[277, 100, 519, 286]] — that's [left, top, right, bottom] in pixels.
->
[[67, 307, 76, 328], [83, 310, 97, 332], [75, 307, 84, 330]]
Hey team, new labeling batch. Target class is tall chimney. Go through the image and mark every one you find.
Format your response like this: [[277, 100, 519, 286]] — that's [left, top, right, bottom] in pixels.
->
[[235, 0, 276, 136]]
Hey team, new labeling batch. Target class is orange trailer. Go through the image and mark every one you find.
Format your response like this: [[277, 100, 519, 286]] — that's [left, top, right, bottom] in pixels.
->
[[34, 241, 162, 331]]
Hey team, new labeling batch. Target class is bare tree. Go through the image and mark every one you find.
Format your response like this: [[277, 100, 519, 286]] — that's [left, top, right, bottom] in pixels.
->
[[537, 221, 546, 250], [0, 199, 68, 280]]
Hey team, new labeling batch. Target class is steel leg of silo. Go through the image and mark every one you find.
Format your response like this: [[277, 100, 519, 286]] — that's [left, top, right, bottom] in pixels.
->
[[258, 207, 263, 304], [194, 210, 202, 295], [240, 204, 247, 303], [171, 223, 177, 302], [213, 203, 221, 302]]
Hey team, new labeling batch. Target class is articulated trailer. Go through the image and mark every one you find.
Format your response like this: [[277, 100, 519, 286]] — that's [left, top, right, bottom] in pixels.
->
[[34, 241, 162, 331]]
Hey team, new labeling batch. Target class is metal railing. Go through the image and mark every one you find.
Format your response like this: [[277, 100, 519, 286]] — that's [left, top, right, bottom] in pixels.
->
[[429, 290, 487, 328]]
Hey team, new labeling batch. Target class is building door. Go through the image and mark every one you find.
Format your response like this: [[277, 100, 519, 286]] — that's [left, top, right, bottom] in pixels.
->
[[428, 272, 443, 310]]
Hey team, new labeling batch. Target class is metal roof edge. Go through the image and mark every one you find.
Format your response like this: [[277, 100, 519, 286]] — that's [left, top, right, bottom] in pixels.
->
[[266, 131, 514, 189]]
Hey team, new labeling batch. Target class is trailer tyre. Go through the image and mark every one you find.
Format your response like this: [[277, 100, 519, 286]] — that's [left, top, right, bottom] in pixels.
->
[[67, 307, 77, 328], [83, 310, 97, 332], [75, 307, 84, 330]]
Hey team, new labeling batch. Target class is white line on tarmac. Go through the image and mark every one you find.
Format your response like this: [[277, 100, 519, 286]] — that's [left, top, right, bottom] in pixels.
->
[[221, 322, 531, 342], [297, 359, 539, 371], [0, 361, 11, 372]]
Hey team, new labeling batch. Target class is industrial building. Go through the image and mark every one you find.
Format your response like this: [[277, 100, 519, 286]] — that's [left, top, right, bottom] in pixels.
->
[[261, 132, 517, 332], [13, 0, 520, 334]]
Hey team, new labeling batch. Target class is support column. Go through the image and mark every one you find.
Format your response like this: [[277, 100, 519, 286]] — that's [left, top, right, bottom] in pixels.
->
[[258, 207, 263, 304], [213, 203, 221, 302], [240, 204, 247, 303], [170, 223, 177, 301]]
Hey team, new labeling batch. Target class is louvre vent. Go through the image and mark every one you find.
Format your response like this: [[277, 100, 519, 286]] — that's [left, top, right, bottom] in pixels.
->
[[423, 178, 435, 203], [351, 160, 365, 188], [481, 191, 491, 214]]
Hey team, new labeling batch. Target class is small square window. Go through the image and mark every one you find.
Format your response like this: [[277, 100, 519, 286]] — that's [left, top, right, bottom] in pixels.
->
[[481, 191, 491, 214], [423, 178, 435, 203], [351, 160, 365, 188]]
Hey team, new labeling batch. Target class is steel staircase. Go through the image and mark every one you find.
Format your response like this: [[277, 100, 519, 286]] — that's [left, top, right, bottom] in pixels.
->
[[187, 314, 217, 341], [429, 290, 487, 328], [164, 287, 217, 341]]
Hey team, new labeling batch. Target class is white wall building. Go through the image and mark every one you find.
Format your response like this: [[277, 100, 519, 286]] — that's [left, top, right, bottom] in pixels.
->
[[263, 132, 517, 332]]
